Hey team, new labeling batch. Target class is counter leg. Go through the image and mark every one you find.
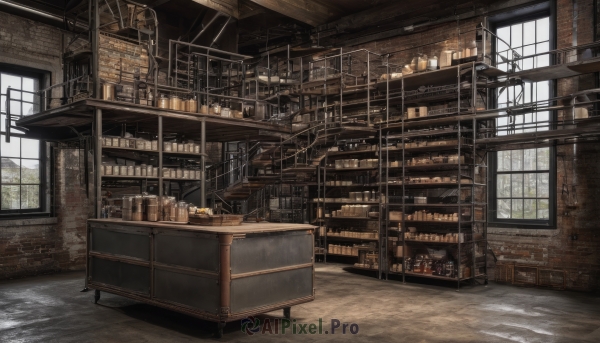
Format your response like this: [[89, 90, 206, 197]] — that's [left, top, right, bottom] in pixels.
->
[[283, 307, 291, 319], [216, 321, 226, 338], [94, 290, 100, 304]]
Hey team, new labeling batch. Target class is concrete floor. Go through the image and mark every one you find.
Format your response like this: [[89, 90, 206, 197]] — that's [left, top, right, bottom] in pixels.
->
[[1, 264, 600, 343]]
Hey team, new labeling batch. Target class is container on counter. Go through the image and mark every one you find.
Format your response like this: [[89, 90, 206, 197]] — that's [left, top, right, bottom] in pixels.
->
[[122, 196, 133, 221], [175, 201, 188, 222], [131, 195, 144, 221]]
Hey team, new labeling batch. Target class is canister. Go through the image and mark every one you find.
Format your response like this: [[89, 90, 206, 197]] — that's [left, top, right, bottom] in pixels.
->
[[141, 164, 147, 176], [134, 166, 141, 176], [172, 142, 178, 151], [105, 165, 113, 176], [101, 83, 116, 101], [119, 165, 127, 176], [151, 140, 158, 151], [169, 95, 182, 111], [136, 139, 146, 150], [417, 55, 427, 71], [200, 104, 208, 114], [144, 140, 151, 150], [157, 94, 169, 109], [183, 169, 190, 179], [182, 99, 190, 112], [177, 143, 184, 152], [193, 144, 200, 154], [418, 106, 428, 117], [188, 97, 198, 113], [146, 165, 153, 176], [163, 142, 172, 152], [100, 165, 105, 176], [127, 165, 134, 176], [112, 137, 120, 147]]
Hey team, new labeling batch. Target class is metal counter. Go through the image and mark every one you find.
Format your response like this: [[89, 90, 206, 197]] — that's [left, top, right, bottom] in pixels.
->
[[86, 219, 315, 336]]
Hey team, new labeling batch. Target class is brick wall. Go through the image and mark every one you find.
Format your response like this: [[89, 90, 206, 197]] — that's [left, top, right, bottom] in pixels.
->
[[0, 11, 90, 280], [351, 0, 600, 291]]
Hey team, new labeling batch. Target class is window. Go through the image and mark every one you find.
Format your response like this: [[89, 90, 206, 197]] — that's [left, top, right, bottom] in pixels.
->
[[0, 69, 43, 213], [490, 8, 555, 227], [494, 148, 552, 221]]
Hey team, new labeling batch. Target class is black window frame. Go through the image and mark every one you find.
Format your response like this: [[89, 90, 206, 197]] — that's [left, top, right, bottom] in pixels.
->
[[0, 64, 50, 217], [488, 1, 558, 228]]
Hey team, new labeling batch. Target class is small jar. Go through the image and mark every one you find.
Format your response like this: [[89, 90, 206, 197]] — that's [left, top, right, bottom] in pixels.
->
[[146, 165, 153, 177], [120, 165, 128, 176], [141, 164, 147, 176], [177, 143, 184, 152], [162, 167, 171, 178], [136, 139, 146, 150], [103, 137, 111, 147], [152, 167, 158, 177], [176, 168, 183, 179], [134, 166, 141, 176], [163, 142, 172, 152], [144, 140, 151, 150], [119, 138, 129, 148], [151, 140, 158, 151], [183, 169, 190, 179], [195, 170, 201, 179], [127, 165, 134, 176], [100, 164, 105, 176], [112, 137, 120, 147], [105, 165, 113, 176], [171, 142, 178, 152], [193, 144, 200, 154]]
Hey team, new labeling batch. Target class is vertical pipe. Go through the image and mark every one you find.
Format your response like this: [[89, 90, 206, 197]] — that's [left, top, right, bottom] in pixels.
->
[[219, 234, 233, 320], [367, 53, 370, 125], [92, 0, 100, 99], [340, 48, 343, 124], [158, 115, 163, 198], [401, 76, 406, 284], [457, 63, 462, 291], [95, 108, 102, 218], [201, 118, 206, 207]]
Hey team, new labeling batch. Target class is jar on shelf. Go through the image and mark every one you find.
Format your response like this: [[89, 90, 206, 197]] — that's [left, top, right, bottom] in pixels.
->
[[144, 140, 151, 150], [103, 137, 111, 147], [134, 165, 141, 176], [427, 56, 438, 71], [417, 54, 428, 71], [136, 139, 146, 150], [410, 56, 418, 71], [171, 142, 178, 152], [119, 165, 128, 176], [112, 137, 120, 147], [177, 143, 184, 152], [162, 167, 170, 178], [195, 170, 201, 180], [193, 144, 200, 154], [183, 169, 190, 179], [151, 140, 158, 151], [163, 141, 172, 152], [100, 164, 105, 176], [119, 138, 129, 148], [176, 168, 183, 179], [105, 164, 113, 176], [152, 167, 158, 177], [127, 165, 134, 176], [140, 164, 147, 176], [157, 94, 169, 109], [169, 95, 182, 111]]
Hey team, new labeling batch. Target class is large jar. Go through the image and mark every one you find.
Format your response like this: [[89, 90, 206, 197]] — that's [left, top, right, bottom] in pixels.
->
[[417, 54, 428, 71], [122, 196, 133, 221], [188, 97, 198, 113], [175, 201, 188, 222], [131, 195, 144, 221], [157, 94, 169, 109], [169, 95, 182, 111], [145, 195, 159, 222]]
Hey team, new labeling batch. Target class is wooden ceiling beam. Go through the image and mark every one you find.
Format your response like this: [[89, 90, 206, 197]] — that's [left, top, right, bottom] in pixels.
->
[[192, 0, 239, 18], [246, 0, 341, 27]]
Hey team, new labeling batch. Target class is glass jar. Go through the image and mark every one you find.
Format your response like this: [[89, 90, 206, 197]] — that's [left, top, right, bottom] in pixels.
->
[[144, 140, 151, 150], [172, 142, 178, 152], [427, 55, 438, 71], [119, 138, 129, 148], [131, 195, 144, 221], [140, 164, 147, 176], [134, 166, 141, 176], [145, 195, 159, 222], [162, 167, 171, 178], [175, 201, 189, 222], [152, 167, 158, 177], [164, 142, 172, 152], [100, 165, 105, 176], [151, 140, 158, 151], [122, 196, 133, 221], [183, 169, 190, 179], [119, 165, 128, 176], [112, 137, 120, 147], [105, 164, 113, 176], [194, 144, 200, 154], [146, 165, 153, 177], [417, 54, 427, 71], [127, 165, 134, 176], [195, 170, 201, 180], [177, 143, 184, 152], [136, 139, 146, 150], [176, 168, 183, 179], [157, 94, 169, 109]]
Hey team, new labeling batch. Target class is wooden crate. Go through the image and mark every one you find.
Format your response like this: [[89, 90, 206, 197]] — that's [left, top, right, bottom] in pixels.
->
[[494, 262, 515, 284], [189, 214, 244, 226]]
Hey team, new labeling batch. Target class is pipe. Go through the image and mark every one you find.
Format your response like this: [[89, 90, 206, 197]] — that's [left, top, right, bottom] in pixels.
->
[[95, 108, 102, 218], [210, 16, 231, 48], [190, 12, 223, 45], [201, 118, 206, 207]]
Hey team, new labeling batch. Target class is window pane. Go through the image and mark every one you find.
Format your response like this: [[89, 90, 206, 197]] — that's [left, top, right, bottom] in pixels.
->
[[21, 138, 39, 158], [536, 81, 549, 101], [523, 21, 536, 45], [0, 114, 5, 132], [536, 18, 550, 41], [511, 150, 523, 171], [524, 199, 537, 219], [523, 149, 536, 170], [537, 147, 550, 169], [524, 173, 537, 197], [1, 185, 20, 209], [498, 150, 511, 171], [498, 199, 511, 218], [22, 78, 35, 92], [537, 173, 549, 197], [21, 159, 40, 184], [511, 23, 523, 48], [497, 174, 511, 197], [0, 95, 5, 113], [1, 158, 20, 183], [1, 136, 20, 157], [512, 199, 524, 219], [537, 199, 549, 219], [511, 174, 523, 197], [9, 100, 21, 116], [1, 74, 22, 97], [22, 102, 34, 116], [21, 185, 39, 209], [497, 26, 510, 49]]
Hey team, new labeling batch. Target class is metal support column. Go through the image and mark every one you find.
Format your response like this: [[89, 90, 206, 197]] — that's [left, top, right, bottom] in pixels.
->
[[95, 108, 102, 218], [92, 0, 100, 98], [158, 116, 163, 198], [201, 118, 206, 207]]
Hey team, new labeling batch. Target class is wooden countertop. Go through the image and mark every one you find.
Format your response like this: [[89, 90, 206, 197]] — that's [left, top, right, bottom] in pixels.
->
[[88, 218, 315, 235]]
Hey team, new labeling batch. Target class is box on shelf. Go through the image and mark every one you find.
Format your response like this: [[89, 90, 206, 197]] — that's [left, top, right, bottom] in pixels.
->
[[389, 211, 403, 221]]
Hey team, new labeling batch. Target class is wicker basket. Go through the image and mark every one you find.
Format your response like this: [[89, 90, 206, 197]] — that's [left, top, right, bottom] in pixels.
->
[[189, 214, 244, 226]]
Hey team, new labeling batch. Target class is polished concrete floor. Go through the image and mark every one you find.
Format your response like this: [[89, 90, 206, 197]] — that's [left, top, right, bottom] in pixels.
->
[[1, 263, 600, 342]]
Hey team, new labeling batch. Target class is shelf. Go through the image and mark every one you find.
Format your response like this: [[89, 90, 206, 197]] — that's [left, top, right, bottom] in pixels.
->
[[102, 175, 201, 181], [389, 271, 472, 281], [103, 146, 207, 158], [327, 216, 373, 220], [380, 144, 472, 154], [327, 149, 378, 157], [379, 182, 482, 188], [326, 167, 378, 172], [386, 203, 465, 207], [326, 235, 378, 242], [314, 201, 380, 205], [325, 253, 359, 258]]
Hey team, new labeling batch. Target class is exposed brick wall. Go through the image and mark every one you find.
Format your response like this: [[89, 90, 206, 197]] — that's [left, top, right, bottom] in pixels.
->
[[98, 34, 149, 84], [350, 0, 600, 291], [0, 11, 90, 280]]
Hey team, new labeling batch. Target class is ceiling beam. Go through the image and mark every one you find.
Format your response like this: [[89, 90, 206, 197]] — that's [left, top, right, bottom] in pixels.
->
[[192, 0, 239, 18], [246, 0, 340, 27]]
